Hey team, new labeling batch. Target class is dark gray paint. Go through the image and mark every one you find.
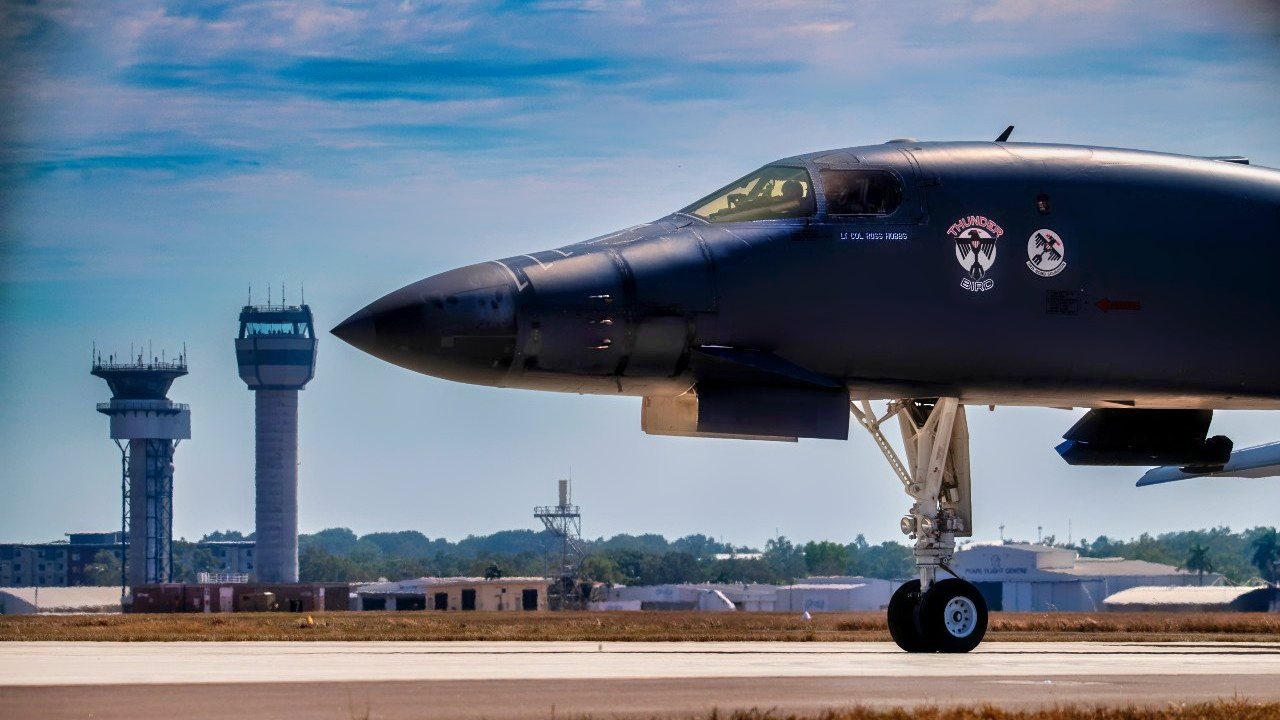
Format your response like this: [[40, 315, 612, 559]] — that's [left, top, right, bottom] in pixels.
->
[[334, 141, 1280, 417]]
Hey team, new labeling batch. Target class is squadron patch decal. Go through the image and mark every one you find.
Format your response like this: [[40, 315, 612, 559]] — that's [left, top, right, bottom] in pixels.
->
[[1026, 229, 1066, 277], [948, 215, 1003, 292]]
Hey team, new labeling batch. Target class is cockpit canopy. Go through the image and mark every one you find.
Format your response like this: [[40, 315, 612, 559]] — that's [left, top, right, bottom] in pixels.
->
[[682, 165, 815, 223], [820, 168, 902, 216], [681, 164, 905, 223]]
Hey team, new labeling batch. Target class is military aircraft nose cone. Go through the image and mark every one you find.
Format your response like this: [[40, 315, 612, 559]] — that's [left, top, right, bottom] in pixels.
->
[[331, 263, 519, 385], [331, 309, 376, 353]]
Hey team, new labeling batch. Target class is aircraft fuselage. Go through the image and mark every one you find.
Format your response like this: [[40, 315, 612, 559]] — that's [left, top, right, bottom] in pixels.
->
[[335, 141, 1280, 411]]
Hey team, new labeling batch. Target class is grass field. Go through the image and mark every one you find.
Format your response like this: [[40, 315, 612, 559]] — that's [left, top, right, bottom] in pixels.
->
[[3, 610, 1279, 642], [674, 703, 1280, 719]]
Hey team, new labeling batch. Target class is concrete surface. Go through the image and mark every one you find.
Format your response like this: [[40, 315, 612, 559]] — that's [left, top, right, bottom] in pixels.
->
[[2, 641, 1278, 718]]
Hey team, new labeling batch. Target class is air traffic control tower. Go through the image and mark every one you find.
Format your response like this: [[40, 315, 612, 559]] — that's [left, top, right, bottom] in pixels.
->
[[93, 351, 190, 587], [235, 299, 317, 583]]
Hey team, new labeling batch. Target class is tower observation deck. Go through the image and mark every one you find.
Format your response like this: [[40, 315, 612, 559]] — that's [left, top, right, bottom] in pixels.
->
[[93, 351, 190, 587], [236, 301, 317, 583]]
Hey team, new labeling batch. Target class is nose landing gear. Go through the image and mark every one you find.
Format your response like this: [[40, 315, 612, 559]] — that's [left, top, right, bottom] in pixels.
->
[[852, 397, 989, 652], [889, 576, 989, 652]]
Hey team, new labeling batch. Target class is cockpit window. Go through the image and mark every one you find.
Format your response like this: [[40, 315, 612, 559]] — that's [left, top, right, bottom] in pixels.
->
[[682, 165, 815, 222], [821, 169, 903, 216]]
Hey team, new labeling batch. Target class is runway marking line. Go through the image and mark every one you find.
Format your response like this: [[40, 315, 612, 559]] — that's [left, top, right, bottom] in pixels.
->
[[5, 640, 1280, 689]]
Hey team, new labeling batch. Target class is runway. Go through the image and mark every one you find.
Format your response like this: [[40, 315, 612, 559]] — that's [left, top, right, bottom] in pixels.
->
[[3, 641, 1279, 719]]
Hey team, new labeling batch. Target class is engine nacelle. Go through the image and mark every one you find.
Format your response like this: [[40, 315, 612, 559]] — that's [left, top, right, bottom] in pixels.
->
[[642, 385, 850, 441], [1055, 408, 1232, 468]]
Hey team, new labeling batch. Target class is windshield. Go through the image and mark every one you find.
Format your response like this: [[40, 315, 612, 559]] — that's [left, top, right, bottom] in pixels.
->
[[683, 165, 815, 222]]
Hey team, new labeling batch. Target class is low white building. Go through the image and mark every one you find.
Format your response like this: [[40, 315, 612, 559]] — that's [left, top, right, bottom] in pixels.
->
[[588, 599, 643, 611], [775, 578, 895, 612], [600, 583, 753, 611], [726, 583, 778, 611], [952, 543, 1219, 612], [1104, 585, 1276, 612], [197, 541, 256, 577], [352, 577, 549, 612], [712, 552, 764, 561], [598, 578, 895, 612], [0, 586, 123, 615]]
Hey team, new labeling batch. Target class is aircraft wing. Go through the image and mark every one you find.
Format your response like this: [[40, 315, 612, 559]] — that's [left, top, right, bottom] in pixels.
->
[[1137, 442, 1280, 486]]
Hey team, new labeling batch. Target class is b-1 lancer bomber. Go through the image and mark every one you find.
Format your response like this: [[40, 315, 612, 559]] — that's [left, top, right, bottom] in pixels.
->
[[334, 129, 1280, 652]]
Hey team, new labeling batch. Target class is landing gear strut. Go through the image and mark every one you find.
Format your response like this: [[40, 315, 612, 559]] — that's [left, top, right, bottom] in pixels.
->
[[852, 397, 989, 652]]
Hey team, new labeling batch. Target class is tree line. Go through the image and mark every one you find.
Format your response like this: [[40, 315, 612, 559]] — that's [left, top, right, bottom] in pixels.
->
[[285, 529, 912, 585], [293, 526, 1280, 586], [75, 526, 1278, 587], [1073, 526, 1279, 585]]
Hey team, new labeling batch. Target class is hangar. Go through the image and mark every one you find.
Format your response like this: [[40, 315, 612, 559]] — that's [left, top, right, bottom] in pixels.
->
[[952, 543, 1218, 612], [774, 577, 895, 612], [597, 584, 741, 611], [597, 578, 896, 612], [1104, 585, 1276, 612]]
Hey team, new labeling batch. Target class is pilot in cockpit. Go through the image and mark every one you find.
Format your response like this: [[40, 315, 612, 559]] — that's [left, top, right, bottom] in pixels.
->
[[780, 179, 804, 204]]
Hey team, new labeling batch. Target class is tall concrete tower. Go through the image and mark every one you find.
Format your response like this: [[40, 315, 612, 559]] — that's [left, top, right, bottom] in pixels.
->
[[235, 298, 317, 583], [93, 350, 191, 587]]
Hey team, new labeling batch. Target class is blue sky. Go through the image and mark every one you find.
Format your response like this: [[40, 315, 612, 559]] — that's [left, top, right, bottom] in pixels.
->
[[2, 0, 1279, 547]]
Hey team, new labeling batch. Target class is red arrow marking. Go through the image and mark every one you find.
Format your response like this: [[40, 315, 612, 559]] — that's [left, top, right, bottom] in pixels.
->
[[1096, 298, 1141, 312]]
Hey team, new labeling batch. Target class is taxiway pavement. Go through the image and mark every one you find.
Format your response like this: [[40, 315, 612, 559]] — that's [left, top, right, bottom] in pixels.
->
[[3, 641, 1278, 718]]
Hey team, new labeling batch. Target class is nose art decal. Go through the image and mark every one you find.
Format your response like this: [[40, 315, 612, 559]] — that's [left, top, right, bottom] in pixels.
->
[[948, 215, 1003, 293], [1026, 229, 1067, 277]]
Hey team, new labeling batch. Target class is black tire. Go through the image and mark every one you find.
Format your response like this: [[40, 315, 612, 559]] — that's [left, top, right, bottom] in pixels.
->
[[886, 579, 933, 652], [918, 578, 988, 653]]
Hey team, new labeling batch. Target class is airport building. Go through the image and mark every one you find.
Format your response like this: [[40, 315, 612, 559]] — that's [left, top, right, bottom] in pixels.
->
[[775, 577, 895, 612], [597, 577, 897, 612], [596, 584, 738, 611], [199, 540, 256, 577], [0, 532, 255, 589], [353, 577, 551, 612], [128, 582, 349, 613], [0, 532, 125, 587], [0, 586, 123, 615], [1104, 585, 1276, 612], [952, 542, 1218, 612]]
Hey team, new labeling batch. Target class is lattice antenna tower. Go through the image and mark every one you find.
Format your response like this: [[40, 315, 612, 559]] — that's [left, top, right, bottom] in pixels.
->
[[534, 479, 584, 610]]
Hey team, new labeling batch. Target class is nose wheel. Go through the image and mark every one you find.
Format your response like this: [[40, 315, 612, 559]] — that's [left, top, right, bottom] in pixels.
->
[[888, 577, 989, 652], [886, 580, 930, 652], [853, 397, 988, 653]]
